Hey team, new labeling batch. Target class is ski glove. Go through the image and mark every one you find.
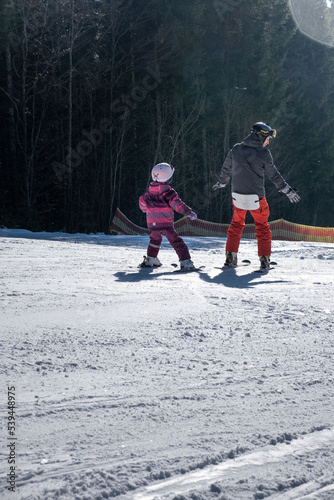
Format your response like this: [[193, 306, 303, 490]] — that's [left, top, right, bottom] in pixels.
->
[[281, 184, 301, 203], [189, 211, 197, 220], [212, 182, 227, 191]]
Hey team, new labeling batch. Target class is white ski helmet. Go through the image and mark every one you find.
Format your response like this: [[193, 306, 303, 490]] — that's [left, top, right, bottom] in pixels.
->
[[151, 163, 174, 182]]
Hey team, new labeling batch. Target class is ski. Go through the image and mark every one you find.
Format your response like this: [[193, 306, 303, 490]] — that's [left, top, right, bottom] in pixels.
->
[[173, 266, 205, 273], [137, 264, 162, 269], [254, 261, 278, 273], [131, 264, 205, 273], [215, 259, 251, 270], [171, 263, 205, 273]]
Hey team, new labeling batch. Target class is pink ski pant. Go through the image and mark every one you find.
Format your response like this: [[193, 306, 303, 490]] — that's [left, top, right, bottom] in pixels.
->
[[147, 227, 191, 261]]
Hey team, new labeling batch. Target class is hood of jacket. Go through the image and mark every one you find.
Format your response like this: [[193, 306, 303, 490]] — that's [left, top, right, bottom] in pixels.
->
[[148, 181, 171, 196], [242, 133, 265, 149]]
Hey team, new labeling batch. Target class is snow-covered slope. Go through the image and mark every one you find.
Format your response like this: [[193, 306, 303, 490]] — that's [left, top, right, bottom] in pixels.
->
[[0, 229, 333, 500]]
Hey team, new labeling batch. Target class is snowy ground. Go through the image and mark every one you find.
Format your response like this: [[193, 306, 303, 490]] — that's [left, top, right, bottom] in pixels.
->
[[0, 228, 333, 500]]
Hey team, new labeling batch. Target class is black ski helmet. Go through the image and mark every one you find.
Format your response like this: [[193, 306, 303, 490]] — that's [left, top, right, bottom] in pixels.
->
[[251, 122, 276, 140]]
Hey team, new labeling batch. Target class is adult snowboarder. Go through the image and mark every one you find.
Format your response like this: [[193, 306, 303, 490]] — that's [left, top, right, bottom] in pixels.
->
[[213, 122, 300, 268], [139, 163, 197, 270]]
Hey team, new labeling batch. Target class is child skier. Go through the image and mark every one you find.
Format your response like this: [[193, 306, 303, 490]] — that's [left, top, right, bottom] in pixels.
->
[[139, 163, 197, 270]]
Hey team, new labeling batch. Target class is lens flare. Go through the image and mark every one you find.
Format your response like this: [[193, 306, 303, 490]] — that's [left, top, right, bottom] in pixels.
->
[[289, 0, 334, 47]]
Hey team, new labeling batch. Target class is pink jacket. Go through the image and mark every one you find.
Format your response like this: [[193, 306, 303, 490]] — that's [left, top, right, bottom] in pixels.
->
[[139, 182, 192, 230]]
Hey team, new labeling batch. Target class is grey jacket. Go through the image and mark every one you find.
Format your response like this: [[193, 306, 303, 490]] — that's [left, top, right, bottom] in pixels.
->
[[219, 133, 287, 198]]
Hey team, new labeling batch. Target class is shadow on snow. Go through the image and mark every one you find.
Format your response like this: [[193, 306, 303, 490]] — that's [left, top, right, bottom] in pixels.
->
[[114, 267, 289, 288], [198, 268, 289, 289]]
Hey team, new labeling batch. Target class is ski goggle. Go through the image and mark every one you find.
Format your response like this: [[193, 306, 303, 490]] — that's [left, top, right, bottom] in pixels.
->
[[252, 123, 277, 138], [260, 127, 276, 138]]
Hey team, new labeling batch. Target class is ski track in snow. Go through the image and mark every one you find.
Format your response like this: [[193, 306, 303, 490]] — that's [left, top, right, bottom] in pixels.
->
[[0, 229, 333, 500], [122, 428, 334, 500]]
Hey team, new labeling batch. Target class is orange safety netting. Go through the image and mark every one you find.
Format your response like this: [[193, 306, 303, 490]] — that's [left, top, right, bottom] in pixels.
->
[[110, 208, 334, 243]]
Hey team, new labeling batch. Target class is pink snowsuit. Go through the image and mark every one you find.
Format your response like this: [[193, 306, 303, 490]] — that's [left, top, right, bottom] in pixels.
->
[[139, 181, 192, 261]]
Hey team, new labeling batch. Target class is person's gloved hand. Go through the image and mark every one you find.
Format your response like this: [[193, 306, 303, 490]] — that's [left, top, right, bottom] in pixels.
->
[[212, 182, 226, 191], [281, 184, 301, 203], [189, 211, 197, 220]]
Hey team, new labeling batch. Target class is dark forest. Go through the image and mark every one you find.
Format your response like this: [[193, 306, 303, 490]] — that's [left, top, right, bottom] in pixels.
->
[[1, 0, 334, 233]]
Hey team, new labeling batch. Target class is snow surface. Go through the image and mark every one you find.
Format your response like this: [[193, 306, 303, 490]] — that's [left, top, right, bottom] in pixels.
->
[[0, 228, 333, 500]]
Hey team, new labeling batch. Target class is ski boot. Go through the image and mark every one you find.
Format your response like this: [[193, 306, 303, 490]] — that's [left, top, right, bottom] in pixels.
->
[[224, 251, 238, 267], [179, 259, 195, 271], [259, 255, 270, 269], [139, 256, 162, 267]]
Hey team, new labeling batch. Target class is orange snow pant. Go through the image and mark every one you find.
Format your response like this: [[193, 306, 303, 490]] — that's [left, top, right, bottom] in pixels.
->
[[226, 197, 272, 256]]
